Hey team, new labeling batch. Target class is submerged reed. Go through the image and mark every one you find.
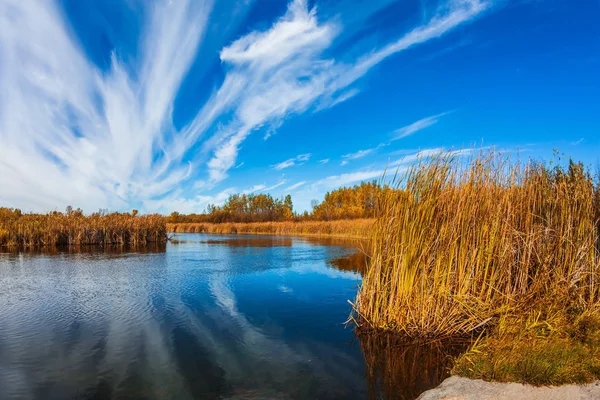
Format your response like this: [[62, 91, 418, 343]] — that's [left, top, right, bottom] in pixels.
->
[[354, 151, 600, 338]]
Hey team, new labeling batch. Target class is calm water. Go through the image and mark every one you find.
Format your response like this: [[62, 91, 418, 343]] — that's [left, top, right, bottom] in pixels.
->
[[0, 234, 456, 400]]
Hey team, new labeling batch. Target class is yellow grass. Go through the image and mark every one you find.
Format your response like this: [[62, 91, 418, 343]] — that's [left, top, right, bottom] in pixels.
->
[[168, 218, 374, 239], [354, 150, 600, 338], [452, 311, 600, 385]]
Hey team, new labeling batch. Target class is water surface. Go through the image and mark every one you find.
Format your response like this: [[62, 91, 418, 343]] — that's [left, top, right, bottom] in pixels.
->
[[0, 234, 456, 399]]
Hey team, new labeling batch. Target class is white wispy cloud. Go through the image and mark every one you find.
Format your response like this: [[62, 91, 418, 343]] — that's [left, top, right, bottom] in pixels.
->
[[0, 0, 490, 212], [242, 180, 287, 195], [389, 147, 479, 167], [393, 111, 452, 139], [314, 169, 385, 189], [285, 181, 307, 191], [273, 153, 312, 170], [319, 159, 330, 164], [273, 160, 295, 170], [265, 180, 288, 191], [0, 0, 212, 211], [343, 148, 376, 160], [571, 138, 584, 146], [242, 184, 267, 195], [340, 143, 386, 165], [278, 285, 294, 294]]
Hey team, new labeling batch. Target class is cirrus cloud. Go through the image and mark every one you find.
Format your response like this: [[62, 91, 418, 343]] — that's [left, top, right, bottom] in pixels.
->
[[0, 0, 491, 213]]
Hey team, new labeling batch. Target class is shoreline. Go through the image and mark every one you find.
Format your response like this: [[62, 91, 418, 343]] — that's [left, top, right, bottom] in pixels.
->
[[169, 229, 368, 240], [167, 219, 373, 240]]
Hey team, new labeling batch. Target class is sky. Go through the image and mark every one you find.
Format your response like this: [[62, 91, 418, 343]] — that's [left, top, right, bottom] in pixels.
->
[[0, 0, 598, 214]]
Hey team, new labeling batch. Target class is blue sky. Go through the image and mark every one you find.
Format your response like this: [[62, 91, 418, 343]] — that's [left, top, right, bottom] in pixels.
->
[[0, 0, 598, 213]]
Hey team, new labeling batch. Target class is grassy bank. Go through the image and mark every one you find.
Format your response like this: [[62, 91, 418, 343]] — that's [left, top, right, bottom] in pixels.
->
[[353, 150, 600, 384], [0, 208, 167, 247], [452, 311, 600, 385], [168, 218, 374, 239]]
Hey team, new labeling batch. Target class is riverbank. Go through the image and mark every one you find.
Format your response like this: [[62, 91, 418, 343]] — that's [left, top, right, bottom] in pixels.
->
[[417, 376, 600, 400], [167, 218, 374, 239]]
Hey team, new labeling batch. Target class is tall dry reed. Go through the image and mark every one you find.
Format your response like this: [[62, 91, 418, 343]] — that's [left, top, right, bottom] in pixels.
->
[[0, 209, 167, 247], [355, 151, 600, 338]]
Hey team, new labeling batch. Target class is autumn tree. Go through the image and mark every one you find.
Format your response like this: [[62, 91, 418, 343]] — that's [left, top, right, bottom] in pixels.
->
[[313, 181, 381, 220]]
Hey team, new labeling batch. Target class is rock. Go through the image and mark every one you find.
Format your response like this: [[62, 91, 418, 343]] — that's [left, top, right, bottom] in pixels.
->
[[417, 376, 600, 400]]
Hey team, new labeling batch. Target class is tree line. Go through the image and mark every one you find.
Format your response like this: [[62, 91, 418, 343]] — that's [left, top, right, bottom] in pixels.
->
[[167, 181, 389, 223]]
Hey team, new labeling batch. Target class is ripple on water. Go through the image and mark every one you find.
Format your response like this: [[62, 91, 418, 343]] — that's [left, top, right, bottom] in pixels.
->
[[0, 235, 451, 399]]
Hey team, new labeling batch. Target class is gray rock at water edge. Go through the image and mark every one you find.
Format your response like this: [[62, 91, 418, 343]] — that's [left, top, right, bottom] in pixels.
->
[[417, 376, 600, 400]]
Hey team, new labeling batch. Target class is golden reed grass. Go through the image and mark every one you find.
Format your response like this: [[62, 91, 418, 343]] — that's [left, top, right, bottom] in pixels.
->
[[168, 218, 374, 239], [0, 209, 167, 247], [354, 150, 600, 338]]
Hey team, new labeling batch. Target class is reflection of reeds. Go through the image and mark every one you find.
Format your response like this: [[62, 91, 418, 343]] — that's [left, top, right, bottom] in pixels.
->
[[199, 237, 295, 248], [167, 219, 374, 239], [329, 250, 368, 274], [0, 242, 167, 256], [355, 151, 600, 338], [359, 333, 469, 400], [0, 209, 167, 247]]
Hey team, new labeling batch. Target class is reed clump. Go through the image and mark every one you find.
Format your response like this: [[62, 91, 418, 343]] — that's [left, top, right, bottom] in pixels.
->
[[0, 208, 167, 247], [354, 150, 600, 339], [168, 219, 374, 239]]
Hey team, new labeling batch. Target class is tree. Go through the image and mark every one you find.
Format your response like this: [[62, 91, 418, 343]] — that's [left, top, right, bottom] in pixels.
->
[[283, 194, 294, 219], [312, 181, 382, 220]]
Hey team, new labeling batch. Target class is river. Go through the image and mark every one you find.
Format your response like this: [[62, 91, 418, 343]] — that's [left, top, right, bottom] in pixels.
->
[[0, 233, 455, 399]]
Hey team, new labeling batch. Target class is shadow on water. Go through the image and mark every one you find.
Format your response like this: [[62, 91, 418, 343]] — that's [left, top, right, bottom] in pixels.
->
[[329, 250, 368, 275], [358, 333, 471, 400]]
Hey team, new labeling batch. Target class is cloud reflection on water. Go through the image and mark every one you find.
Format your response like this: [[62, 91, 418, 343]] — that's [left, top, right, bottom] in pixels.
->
[[0, 235, 366, 399]]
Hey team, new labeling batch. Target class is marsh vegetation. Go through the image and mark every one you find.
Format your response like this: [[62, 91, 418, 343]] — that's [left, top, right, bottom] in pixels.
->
[[0, 207, 167, 247], [354, 150, 600, 384], [168, 219, 374, 239]]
